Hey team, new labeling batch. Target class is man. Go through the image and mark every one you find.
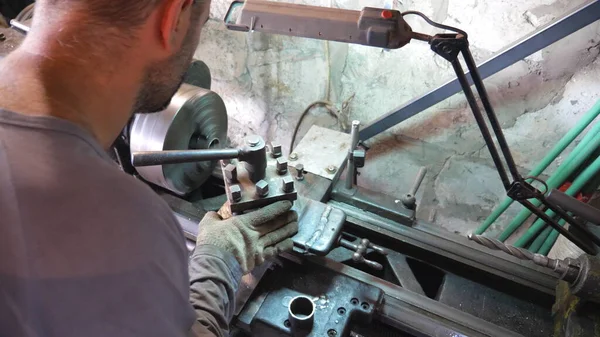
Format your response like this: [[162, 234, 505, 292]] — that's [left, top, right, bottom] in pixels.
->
[[0, 1, 298, 336]]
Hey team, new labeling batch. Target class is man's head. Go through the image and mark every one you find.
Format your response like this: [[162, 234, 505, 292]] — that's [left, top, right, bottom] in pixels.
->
[[33, 0, 210, 113]]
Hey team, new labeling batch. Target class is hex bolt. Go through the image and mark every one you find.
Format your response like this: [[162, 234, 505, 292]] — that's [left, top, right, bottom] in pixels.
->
[[276, 157, 288, 175], [271, 142, 283, 158], [295, 164, 305, 181], [246, 135, 261, 147], [326, 165, 337, 174], [256, 180, 269, 197], [289, 152, 299, 161], [229, 184, 242, 202], [224, 164, 237, 182], [282, 176, 295, 193]]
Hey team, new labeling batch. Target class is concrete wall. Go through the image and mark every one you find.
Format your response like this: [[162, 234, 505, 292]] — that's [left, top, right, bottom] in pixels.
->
[[195, 0, 600, 239]]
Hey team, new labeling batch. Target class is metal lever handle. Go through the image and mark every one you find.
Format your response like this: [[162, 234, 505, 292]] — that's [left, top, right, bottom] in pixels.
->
[[401, 167, 427, 210], [339, 238, 388, 270], [132, 148, 242, 167], [547, 189, 600, 225]]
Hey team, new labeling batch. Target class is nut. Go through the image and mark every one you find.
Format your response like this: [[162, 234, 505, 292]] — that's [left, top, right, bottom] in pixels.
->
[[224, 164, 237, 182], [282, 176, 295, 193], [326, 165, 337, 174], [256, 180, 269, 197], [229, 184, 242, 202], [289, 152, 299, 161], [276, 157, 288, 175], [271, 142, 283, 158]]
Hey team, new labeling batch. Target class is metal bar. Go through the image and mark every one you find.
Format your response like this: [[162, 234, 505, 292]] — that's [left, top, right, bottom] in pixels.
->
[[328, 200, 558, 295], [461, 47, 524, 184], [131, 148, 241, 167], [538, 196, 600, 247], [346, 120, 361, 190], [451, 58, 511, 189], [9, 19, 30, 33], [360, 0, 600, 140], [547, 189, 600, 225], [519, 199, 597, 254], [306, 255, 525, 337]]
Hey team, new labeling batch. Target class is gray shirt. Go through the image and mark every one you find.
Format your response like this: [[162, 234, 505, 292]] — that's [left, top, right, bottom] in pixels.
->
[[0, 109, 242, 337]]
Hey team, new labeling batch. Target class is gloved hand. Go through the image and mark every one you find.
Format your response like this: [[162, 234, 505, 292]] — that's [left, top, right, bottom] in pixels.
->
[[196, 200, 299, 274]]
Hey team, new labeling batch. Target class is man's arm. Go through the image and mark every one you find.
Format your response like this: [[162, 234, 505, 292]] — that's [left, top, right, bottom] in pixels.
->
[[188, 246, 242, 337], [188, 201, 298, 336]]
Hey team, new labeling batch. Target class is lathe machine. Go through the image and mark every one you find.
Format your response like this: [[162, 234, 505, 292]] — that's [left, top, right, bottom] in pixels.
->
[[3, 1, 600, 336]]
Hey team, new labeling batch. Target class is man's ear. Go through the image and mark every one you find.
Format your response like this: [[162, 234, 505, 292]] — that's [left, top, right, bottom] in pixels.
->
[[159, 0, 194, 52]]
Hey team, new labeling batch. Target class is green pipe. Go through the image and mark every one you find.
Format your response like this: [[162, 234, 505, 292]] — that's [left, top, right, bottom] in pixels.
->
[[529, 225, 553, 252], [516, 153, 600, 247], [498, 129, 600, 242], [539, 219, 567, 256], [475, 100, 600, 235]]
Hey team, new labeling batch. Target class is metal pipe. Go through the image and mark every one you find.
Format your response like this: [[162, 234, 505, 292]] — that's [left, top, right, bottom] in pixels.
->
[[521, 154, 600, 249], [451, 58, 511, 189], [132, 149, 242, 167], [499, 130, 600, 242], [529, 225, 553, 253], [476, 100, 600, 235], [518, 199, 596, 254], [360, 0, 600, 141], [10, 19, 30, 33], [547, 189, 600, 225], [346, 120, 361, 190]]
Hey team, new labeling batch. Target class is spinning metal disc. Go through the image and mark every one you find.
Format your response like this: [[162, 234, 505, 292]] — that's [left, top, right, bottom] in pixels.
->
[[130, 84, 228, 195]]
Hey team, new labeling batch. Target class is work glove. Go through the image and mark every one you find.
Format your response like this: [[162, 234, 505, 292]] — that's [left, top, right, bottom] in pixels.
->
[[196, 200, 299, 274]]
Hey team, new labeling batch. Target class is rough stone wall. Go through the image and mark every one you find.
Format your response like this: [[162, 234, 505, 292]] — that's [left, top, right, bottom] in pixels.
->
[[195, 0, 600, 238]]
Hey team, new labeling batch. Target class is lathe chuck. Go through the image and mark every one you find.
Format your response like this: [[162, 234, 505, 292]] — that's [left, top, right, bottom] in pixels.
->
[[130, 84, 228, 195]]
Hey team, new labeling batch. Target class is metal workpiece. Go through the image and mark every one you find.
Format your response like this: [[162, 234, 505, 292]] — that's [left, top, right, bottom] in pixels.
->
[[467, 234, 580, 283], [288, 296, 315, 332], [225, 0, 413, 49], [547, 189, 600, 225], [9, 19, 30, 33], [360, 0, 600, 140]]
